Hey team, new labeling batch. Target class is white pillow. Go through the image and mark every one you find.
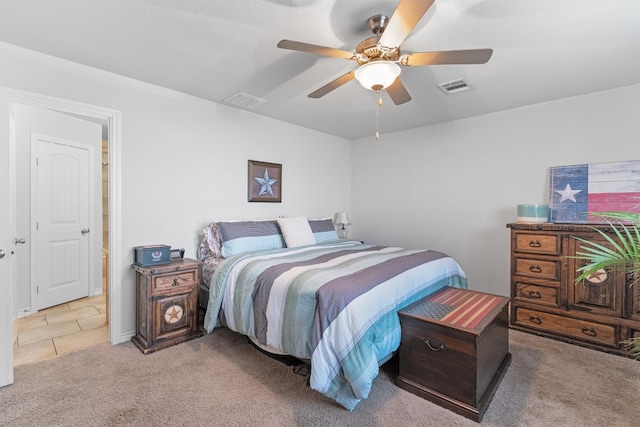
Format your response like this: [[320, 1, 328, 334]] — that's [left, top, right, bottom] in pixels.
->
[[277, 216, 315, 248]]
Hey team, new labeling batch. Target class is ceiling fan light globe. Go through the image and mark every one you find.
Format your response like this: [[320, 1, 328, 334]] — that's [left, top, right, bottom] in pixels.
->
[[354, 61, 401, 91]]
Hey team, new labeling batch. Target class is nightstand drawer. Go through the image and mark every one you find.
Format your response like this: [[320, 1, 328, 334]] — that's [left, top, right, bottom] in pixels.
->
[[514, 233, 561, 255], [153, 270, 198, 293], [514, 307, 618, 347], [514, 257, 561, 281]]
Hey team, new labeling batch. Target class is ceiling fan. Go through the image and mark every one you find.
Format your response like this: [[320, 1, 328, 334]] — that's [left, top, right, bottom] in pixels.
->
[[277, 0, 493, 105]]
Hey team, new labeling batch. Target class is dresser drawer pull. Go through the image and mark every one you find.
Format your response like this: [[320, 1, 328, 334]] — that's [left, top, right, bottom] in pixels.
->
[[424, 339, 446, 351], [529, 265, 542, 273], [529, 315, 542, 324], [528, 240, 542, 248], [528, 290, 542, 299], [172, 278, 179, 287], [581, 327, 597, 337]]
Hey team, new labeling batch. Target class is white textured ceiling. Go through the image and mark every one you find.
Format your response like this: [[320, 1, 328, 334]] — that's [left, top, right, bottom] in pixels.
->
[[1, 0, 638, 140]]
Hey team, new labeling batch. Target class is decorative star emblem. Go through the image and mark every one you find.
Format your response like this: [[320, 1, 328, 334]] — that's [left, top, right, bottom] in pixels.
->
[[164, 305, 183, 324], [586, 269, 608, 284], [555, 183, 582, 203], [254, 168, 277, 196]]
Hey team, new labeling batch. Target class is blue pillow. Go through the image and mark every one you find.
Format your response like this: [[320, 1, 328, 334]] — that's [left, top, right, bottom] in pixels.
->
[[217, 220, 285, 257], [309, 218, 340, 243]]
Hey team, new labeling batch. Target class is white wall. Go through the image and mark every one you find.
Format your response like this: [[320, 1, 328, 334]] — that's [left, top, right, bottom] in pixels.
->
[[0, 42, 351, 342], [352, 84, 640, 296]]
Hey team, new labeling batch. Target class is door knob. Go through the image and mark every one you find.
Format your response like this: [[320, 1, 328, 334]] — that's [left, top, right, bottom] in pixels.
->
[[81, 228, 90, 235], [0, 249, 5, 259]]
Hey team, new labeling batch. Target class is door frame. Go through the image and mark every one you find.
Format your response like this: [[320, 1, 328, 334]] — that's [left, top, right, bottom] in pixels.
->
[[9, 90, 122, 345], [31, 134, 95, 310]]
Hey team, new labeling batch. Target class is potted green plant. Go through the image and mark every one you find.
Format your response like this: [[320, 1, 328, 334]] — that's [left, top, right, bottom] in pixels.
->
[[571, 211, 640, 358]]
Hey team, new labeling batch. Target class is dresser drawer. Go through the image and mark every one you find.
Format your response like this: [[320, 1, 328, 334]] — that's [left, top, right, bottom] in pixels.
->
[[514, 232, 561, 255], [152, 270, 199, 294], [514, 257, 561, 281], [514, 307, 618, 347], [514, 282, 559, 307]]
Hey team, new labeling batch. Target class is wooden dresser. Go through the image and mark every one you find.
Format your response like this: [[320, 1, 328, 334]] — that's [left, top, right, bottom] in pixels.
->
[[507, 223, 639, 356]]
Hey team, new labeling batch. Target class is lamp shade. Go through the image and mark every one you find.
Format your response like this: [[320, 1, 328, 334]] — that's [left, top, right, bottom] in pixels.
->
[[333, 212, 350, 225], [354, 61, 401, 91]]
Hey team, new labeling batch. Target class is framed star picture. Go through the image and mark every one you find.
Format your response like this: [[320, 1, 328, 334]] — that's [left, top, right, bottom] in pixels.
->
[[248, 160, 282, 202]]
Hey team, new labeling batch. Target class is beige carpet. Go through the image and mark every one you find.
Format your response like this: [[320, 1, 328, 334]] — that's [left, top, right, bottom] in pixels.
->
[[1, 328, 637, 426]]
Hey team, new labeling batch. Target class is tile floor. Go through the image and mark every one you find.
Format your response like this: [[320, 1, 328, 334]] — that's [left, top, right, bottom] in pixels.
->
[[13, 294, 109, 366]]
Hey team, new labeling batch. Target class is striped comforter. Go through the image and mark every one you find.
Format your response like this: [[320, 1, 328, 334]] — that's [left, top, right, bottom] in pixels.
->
[[203, 240, 467, 410]]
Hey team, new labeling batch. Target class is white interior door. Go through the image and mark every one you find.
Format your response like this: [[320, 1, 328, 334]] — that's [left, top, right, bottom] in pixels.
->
[[33, 136, 91, 309]]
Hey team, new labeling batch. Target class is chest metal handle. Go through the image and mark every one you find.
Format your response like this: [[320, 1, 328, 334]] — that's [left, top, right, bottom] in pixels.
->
[[172, 278, 179, 287], [528, 240, 542, 248], [424, 339, 446, 351]]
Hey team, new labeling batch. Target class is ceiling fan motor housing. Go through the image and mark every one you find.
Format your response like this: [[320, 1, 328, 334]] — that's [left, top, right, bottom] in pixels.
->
[[356, 37, 399, 64]]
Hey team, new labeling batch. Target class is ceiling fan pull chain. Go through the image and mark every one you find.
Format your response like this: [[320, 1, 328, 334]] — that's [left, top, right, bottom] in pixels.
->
[[376, 90, 381, 140]]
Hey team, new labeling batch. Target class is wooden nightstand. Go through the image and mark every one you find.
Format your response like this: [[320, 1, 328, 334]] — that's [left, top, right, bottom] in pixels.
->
[[131, 258, 203, 354], [396, 287, 511, 422]]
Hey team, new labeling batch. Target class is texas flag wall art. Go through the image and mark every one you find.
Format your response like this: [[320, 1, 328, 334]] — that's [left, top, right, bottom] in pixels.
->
[[549, 160, 640, 223]]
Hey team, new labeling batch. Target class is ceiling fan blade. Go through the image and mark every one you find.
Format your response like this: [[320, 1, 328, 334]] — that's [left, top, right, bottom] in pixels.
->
[[386, 78, 412, 105], [378, 0, 435, 51], [308, 71, 356, 98], [400, 49, 493, 66], [277, 40, 358, 61]]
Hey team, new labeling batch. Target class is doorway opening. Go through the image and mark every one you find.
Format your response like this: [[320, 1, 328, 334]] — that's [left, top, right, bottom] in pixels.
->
[[7, 92, 122, 372], [13, 124, 110, 365]]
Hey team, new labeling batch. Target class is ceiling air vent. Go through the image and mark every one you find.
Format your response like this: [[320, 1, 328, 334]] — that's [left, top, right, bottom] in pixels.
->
[[224, 92, 268, 109], [437, 79, 472, 95]]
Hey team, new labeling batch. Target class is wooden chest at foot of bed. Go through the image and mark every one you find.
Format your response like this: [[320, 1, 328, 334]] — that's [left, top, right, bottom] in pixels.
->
[[396, 287, 511, 422]]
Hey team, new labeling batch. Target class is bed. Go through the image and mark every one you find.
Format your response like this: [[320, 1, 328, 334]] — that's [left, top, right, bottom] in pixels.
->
[[198, 217, 467, 410]]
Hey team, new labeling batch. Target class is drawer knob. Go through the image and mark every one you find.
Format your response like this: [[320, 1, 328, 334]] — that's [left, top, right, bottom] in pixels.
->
[[529, 265, 542, 273], [529, 315, 542, 324], [528, 290, 542, 299], [172, 278, 179, 287], [581, 327, 597, 337], [528, 240, 542, 248], [424, 339, 446, 351]]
